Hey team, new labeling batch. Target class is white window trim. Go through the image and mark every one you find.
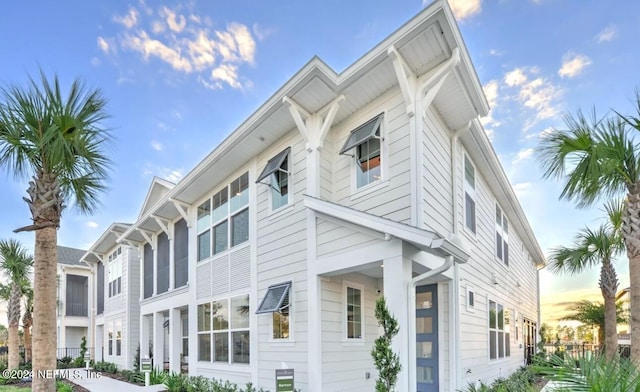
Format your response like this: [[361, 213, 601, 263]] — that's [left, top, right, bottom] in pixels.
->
[[269, 280, 294, 343], [463, 153, 476, 235], [495, 203, 509, 265], [466, 285, 475, 312], [348, 113, 387, 195], [343, 281, 365, 343], [488, 298, 511, 361], [268, 148, 293, 213]]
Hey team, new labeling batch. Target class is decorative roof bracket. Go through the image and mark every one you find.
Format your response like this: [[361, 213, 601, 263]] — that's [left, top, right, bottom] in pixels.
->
[[283, 95, 345, 152]]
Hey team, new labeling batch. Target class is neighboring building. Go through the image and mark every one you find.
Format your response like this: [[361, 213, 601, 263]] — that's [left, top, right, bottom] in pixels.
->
[[86, 1, 546, 391], [80, 223, 141, 369], [56, 246, 92, 358]]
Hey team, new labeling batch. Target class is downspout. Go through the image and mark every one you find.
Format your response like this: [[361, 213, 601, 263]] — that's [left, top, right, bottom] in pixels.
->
[[408, 254, 455, 392], [450, 123, 469, 390]]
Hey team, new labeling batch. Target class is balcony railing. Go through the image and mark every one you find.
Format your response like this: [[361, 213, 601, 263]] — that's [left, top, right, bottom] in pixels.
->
[[65, 303, 88, 317]]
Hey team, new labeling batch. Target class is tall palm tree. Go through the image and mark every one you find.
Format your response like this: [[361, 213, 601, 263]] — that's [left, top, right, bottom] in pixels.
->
[[547, 201, 624, 358], [561, 300, 629, 346], [22, 287, 33, 363], [0, 72, 112, 391], [538, 99, 640, 363], [0, 239, 33, 370]]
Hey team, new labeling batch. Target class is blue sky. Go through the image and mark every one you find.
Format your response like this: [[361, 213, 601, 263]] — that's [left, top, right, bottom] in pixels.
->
[[0, 0, 638, 325]]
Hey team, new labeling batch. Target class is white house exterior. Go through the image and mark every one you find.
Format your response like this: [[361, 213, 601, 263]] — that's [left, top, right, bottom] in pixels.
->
[[81, 223, 141, 369], [56, 246, 93, 358], [86, 1, 546, 390]]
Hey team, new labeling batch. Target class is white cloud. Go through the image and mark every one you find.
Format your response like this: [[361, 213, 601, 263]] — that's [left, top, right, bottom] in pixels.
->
[[151, 140, 163, 151], [443, 0, 482, 21], [253, 24, 275, 41], [512, 182, 532, 198], [90, 57, 101, 67], [596, 25, 616, 43], [97, 36, 111, 54], [122, 31, 193, 72], [143, 165, 184, 183], [513, 148, 534, 165], [87, 221, 99, 229], [489, 49, 504, 56], [558, 53, 592, 79], [161, 6, 186, 33], [113, 7, 139, 29], [108, 5, 257, 90], [504, 68, 527, 87], [480, 80, 501, 132]]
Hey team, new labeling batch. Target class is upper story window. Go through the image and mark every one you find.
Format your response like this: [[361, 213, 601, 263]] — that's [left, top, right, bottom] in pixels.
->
[[197, 172, 249, 262], [464, 155, 476, 234], [256, 147, 291, 211], [496, 204, 509, 265], [107, 255, 122, 298], [340, 113, 384, 189]]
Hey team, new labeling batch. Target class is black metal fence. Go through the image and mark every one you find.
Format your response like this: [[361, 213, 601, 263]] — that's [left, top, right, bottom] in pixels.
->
[[541, 343, 631, 359], [0, 346, 102, 365]]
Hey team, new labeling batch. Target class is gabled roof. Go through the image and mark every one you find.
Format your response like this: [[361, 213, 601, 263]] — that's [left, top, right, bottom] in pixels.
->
[[138, 177, 175, 220], [119, 0, 487, 244], [81, 222, 131, 263], [57, 246, 87, 266], [303, 195, 470, 263]]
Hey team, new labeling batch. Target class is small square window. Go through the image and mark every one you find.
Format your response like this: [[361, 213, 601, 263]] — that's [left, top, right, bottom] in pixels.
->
[[467, 288, 475, 311]]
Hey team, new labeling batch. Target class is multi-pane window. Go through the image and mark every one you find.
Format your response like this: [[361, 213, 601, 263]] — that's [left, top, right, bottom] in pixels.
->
[[256, 148, 290, 211], [107, 250, 122, 298], [256, 281, 292, 340], [197, 294, 250, 364], [340, 113, 384, 189], [496, 205, 509, 265], [346, 286, 362, 339], [464, 155, 476, 233], [115, 320, 122, 356], [197, 172, 249, 262], [489, 301, 510, 360], [108, 327, 113, 356]]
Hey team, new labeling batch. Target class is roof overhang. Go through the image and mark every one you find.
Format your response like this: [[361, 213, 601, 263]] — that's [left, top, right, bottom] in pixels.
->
[[304, 195, 470, 263], [119, 0, 490, 244], [81, 223, 131, 263]]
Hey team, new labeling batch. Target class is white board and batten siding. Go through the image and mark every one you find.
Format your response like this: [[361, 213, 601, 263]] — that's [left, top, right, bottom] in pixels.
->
[[453, 140, 539, 385], [253, 131, 311, 389]]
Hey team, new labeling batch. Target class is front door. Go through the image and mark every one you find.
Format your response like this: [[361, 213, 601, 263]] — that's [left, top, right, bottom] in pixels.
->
[[416, 284, 438, 392]]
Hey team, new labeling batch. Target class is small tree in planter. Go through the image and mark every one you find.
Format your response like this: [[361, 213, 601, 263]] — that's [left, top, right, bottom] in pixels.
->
[[371, 296, 401, 392]]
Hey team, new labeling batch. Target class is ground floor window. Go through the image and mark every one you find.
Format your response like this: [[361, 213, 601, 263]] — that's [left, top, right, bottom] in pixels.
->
[[489, 300, 510, 360], [197, 294, 250, 364]]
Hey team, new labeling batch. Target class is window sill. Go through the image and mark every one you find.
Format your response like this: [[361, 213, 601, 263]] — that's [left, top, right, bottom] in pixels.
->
[[268, 339, 296, 346], [196, 362, 251, 372], [268, 203, 295, 221], [350, 180, 389, 201]]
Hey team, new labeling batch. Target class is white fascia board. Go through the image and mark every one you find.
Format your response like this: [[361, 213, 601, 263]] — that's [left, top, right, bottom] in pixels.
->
[[468, 120, 546, 267], [303, 195, 439, 250], [81, 223, 130, 263]]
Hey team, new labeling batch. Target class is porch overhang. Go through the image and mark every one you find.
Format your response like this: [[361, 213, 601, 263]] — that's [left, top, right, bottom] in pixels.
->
[[80, 222, 130, 264], [303, 195, 470, 263]]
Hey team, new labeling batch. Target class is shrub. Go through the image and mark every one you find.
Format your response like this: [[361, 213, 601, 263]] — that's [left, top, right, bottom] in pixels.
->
[[56, 380, 73, 392], [458, 366, 537, 392], [93, 360, 118, 373]]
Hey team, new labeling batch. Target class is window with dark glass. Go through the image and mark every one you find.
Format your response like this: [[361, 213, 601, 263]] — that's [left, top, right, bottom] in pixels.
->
[[496, 204, 509, 265], [197, 295, 250, 364], [257, 148, 291, 210], [464, 155, 476, 234], [174, 219, 189, 288], [340, 113, 384, 189]]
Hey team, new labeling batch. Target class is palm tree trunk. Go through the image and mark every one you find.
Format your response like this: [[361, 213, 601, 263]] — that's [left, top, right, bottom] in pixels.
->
[[8, 281, 21, 370], [23, 312, 32, 363], [31, 226, 57, 392], [600, 261, 619, 358], [623, 193, 640, 364]]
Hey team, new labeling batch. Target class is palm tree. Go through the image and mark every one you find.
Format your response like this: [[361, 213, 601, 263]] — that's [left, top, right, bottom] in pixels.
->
[[0, 239, 33, 370], [0, 72, 112, 391], [561, 300, 629, 346], [22, 287, 33, 363], [547, 201, 624, 358], [538, 97, 640, 363]]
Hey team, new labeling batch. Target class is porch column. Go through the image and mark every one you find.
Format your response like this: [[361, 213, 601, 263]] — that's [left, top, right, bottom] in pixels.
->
[[383, 255, 412, 392], [169, 308, 181, 373], [141, 315, 151, 359], [153, 312, 164, 370]]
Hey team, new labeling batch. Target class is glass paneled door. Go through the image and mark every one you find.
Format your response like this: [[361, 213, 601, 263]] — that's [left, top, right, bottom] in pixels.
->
[[416, 284, 438, 392]]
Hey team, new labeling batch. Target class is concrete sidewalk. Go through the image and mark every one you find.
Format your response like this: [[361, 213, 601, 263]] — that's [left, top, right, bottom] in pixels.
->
[[63, 368, 166, 392]]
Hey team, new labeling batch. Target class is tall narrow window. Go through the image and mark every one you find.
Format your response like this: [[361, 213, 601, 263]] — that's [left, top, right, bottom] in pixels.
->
[[340, 113, 384, 189], [197, 200, 211, 262], [346, 286, 362, 339], [256, 147, 291, 211], [464, 155, 476, 233], [496, 204, 509, 265], [256, 281, 292, 340], [489, 300, 510, 360]]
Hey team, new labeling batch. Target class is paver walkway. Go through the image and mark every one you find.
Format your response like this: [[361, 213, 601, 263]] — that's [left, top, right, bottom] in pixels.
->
[[62, 368, 166, 392]]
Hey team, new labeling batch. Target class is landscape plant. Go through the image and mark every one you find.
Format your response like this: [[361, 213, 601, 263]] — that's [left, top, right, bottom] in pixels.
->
[[371, 296, 401, 392]]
